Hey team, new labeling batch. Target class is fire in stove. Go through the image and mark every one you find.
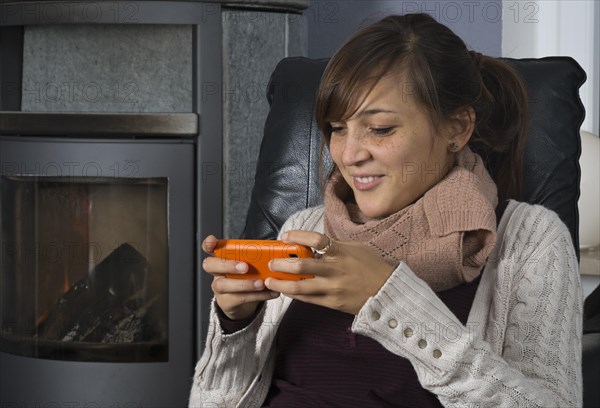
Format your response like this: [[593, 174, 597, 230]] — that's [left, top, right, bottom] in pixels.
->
[[36, 243, 164, 345]]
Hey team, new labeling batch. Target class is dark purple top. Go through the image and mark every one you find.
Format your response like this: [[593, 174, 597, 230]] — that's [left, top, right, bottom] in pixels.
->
[[262, 275, 481, 407]]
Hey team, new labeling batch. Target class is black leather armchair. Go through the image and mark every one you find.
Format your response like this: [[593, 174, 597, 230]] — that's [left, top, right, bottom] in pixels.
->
[[240, 56, 598, 406]]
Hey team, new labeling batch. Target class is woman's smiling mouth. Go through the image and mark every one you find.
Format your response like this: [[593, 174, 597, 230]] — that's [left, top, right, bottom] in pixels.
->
[[352, 175, 383, 190]]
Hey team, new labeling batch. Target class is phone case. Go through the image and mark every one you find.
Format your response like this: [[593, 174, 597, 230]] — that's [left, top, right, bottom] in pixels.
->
[[214, 239, 314, 280]]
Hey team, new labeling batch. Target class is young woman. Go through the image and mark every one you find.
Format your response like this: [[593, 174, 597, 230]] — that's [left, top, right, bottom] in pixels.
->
[[190, 13, 582, 407]]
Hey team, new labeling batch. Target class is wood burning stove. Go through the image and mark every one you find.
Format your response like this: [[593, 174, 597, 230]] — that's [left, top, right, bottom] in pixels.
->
[[0, 2, 223, 406]]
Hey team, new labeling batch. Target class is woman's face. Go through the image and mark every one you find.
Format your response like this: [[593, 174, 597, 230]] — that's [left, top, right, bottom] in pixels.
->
[[328, 72, 455, 219]]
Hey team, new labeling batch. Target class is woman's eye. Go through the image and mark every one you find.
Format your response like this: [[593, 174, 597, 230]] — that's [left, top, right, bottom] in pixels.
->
[[370, 127, 395, 136], [330, 125, 346, 134]]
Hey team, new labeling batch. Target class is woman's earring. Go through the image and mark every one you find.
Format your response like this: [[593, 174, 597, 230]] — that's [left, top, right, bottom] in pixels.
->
[[449, 142, 459, 152]]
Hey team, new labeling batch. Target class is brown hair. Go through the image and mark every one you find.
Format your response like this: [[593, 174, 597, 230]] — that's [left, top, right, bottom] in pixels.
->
[[316, 13, 529, 203]]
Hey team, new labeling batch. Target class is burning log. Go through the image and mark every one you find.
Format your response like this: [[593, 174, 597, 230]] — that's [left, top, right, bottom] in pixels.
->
[[36, 243, 163, 343]]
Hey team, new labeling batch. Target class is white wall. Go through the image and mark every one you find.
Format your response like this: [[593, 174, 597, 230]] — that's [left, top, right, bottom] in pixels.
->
[[502, 0, 599, 135]]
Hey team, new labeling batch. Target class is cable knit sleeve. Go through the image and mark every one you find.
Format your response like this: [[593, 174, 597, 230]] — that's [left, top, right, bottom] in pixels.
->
[[352, 202, 583, 407], [189, 206, 325, 407], [277, 205, 325, 239], [189, 300, 267, 407]]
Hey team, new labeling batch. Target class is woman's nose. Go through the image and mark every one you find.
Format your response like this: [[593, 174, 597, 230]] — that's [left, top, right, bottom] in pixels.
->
[[341, 131, 371, 166]]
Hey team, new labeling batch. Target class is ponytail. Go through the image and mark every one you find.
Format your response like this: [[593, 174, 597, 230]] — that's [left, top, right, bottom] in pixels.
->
[[469, 55, 529, 203]]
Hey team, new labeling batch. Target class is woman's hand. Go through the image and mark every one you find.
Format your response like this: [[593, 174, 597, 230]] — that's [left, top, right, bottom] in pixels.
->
[[264, 231, 395, 315], [202, 235, 280, 320]]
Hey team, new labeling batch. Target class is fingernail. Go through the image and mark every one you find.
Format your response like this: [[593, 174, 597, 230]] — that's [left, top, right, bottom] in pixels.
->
[[264, 278, 272, 287], [280, 232, 288, 241], [253, 280, 264, 289], [270, 291, 280, 298], [235, 262, 247, 273]]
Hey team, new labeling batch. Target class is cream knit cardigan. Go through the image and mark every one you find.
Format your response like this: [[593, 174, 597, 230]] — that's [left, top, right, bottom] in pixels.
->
[[189, 201, 583, 407]]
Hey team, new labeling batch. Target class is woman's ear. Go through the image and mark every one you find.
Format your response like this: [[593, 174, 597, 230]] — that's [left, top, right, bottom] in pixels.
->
[[444, 107, 475, 150]]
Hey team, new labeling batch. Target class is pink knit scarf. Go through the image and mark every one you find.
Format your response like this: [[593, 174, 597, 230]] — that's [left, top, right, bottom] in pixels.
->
[[323, 146, 498, 292]]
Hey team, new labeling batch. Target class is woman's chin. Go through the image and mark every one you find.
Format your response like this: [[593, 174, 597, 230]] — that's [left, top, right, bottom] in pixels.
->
[[356, 204, 390, 220]]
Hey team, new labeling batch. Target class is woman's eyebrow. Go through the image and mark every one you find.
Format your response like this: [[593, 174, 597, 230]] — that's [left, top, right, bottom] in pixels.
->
[[356, 109, 398, 118], [333, 109, 400, 123]]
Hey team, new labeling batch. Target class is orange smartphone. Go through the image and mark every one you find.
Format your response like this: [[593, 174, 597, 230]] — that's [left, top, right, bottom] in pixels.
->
[[213, 239, 314, 281]]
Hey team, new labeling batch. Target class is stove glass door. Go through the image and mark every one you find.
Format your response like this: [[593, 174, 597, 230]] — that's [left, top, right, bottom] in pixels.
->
[[1, 175, 169, 362]]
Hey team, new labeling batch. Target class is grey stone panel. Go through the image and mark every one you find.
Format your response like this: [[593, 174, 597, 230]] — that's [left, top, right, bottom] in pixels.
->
[[21, 24, 192, 112], [222, 9, 307, 238], [287, 12, 308, 57]]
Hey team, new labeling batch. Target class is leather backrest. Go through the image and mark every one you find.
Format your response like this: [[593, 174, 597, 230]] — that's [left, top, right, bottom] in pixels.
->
[[241, 56, 586, 258]]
